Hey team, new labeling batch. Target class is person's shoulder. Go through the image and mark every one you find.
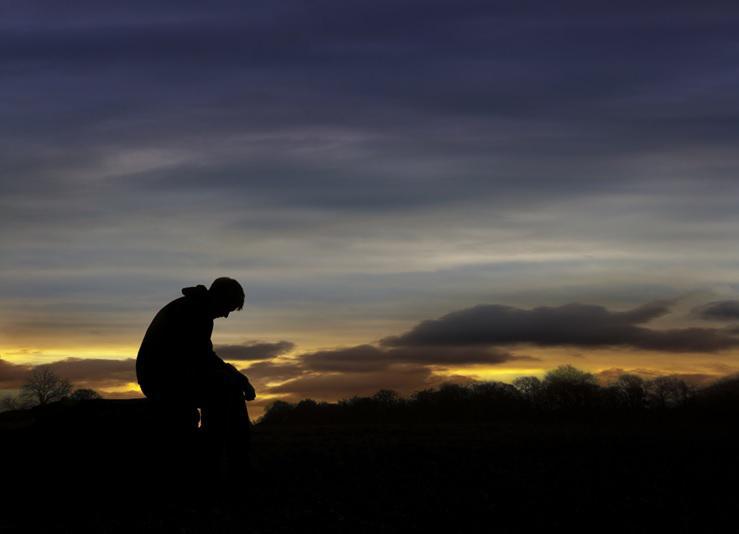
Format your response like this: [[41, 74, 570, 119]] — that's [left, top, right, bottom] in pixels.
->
[[150, 296, 194, 323], [173, 294, 211, 321], [157, 295, 187, 313]]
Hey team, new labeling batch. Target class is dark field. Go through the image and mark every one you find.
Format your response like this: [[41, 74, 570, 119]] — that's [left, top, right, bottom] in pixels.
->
[[2, 407, 738, 533]]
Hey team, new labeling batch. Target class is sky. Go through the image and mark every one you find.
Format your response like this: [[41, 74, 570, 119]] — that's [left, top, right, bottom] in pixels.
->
[[2, 1, 739, 417]]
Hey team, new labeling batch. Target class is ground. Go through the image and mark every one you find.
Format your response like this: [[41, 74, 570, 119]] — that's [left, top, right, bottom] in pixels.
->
[[3, 409, 736, 532]]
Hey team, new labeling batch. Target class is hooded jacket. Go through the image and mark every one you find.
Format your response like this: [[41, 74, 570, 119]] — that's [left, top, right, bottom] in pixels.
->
[[136, 285, 234, 403]]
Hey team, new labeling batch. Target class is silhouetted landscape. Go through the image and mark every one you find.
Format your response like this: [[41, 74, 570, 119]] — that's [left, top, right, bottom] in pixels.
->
[[2, 366, 739, 532]]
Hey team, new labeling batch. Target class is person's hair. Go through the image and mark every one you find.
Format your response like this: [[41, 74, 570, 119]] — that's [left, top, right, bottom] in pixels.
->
[[209, 277, 245, 310]]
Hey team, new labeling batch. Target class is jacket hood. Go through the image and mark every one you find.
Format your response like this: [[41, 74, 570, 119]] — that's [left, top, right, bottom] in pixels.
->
[[181, 284, 209, 299]]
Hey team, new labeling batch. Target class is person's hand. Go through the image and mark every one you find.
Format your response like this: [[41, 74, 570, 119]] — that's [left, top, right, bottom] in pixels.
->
[[243, 381, 256, 401], [224, 363, 256, 400]]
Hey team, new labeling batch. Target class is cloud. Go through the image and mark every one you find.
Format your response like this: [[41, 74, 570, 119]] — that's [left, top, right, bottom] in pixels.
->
[[0, 357, 136, 391], [103, 390, 145, 400], [234, 340, 534, 399], [298, 345, 389, 373], [299, 344, 536, 373], [42, 358, 137, 388], [215, 340, 294, 361], [264, 360, 487, 402], [240, 361, 305, 382], [693, 300, 739, 321], [265, 365, 436, 401], [383, 302, 739, 352], [0, 359, 32, 388], [236, 341, 531, 394]]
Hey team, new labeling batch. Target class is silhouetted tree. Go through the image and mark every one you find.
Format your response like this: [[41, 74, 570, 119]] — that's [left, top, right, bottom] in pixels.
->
[[694, 374, 739, 415], [411, 388, 436, 404], [613, 374, 647, 410], [20, 367, 72, 406], [70, 388, 102, 401], [435, 383, 469, 403], [513, 376, 544, 407], [542, 365, 598, 411], [258, 368, 713, 427], [646, 376, 690, 409], [469, 381, 524, 419], [260, 400, 295, 424], [1, 395, 23, 411], [370, 389, 404, 421], [372, 389, 401, 405]]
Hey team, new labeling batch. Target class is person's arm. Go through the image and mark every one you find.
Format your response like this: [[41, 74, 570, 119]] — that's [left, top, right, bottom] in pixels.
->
[[222, 362, 256, 401], [184, 312, 257, 400], [204, 339, 257, 400]]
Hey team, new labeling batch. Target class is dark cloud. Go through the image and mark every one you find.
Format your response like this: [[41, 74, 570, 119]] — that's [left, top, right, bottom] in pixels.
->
[[383, 302, 739, 352], [389, 346, 539, 365], [299, 344, 535, 373], [265, 360, 486, 402], [104, 390, 144, 400], [43, 358, 137, 388], [299, 345, 389, 373], [693, 300, 739, 321], [236, 342, 530, 392], [240, 361, 305, 382], [266, 365, 435, 401], [0, 358, 135, 390], [0, 359, 33, 388], [216, 341, 294, 361]]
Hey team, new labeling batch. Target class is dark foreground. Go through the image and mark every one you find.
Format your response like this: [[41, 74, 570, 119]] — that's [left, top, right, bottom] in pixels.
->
[[2, 402, 738, 533]]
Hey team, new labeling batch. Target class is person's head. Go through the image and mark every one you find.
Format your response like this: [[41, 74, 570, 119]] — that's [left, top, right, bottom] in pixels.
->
[[208, 277, 245, 319]]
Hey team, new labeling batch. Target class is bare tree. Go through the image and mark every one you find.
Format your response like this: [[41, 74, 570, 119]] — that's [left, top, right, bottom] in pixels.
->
[[20, 367, 72, 406]]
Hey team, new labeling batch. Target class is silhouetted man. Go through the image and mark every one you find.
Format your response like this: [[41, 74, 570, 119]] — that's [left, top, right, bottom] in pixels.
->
[[136, 277, 255, 486]]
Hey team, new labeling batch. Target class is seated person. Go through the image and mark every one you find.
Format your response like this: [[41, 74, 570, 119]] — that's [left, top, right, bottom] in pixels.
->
[[136, 277, 255, 484]]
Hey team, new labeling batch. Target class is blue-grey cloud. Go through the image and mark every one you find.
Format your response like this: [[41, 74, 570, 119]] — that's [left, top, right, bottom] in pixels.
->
[[4, 1, 739, 227]]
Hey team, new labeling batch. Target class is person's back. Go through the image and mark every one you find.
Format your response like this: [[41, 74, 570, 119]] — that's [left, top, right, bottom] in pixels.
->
[[137, 284, 223, 405]]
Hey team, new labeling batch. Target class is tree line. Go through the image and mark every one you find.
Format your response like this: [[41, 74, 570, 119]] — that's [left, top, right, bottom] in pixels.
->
[[4, 363, 739, 423], [260, 365, 739, 425]]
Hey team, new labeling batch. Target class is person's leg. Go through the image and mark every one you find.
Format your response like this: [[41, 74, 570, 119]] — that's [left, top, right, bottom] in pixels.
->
[[146, 397, 200, 500], [200, 384, 251, 487]]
